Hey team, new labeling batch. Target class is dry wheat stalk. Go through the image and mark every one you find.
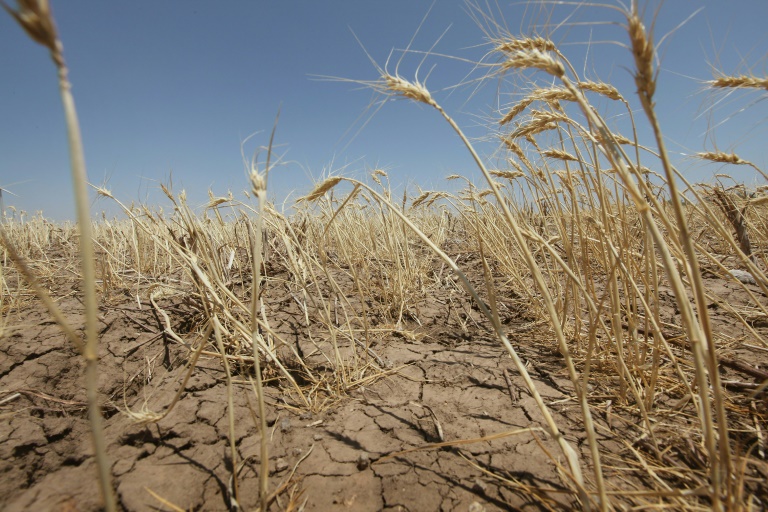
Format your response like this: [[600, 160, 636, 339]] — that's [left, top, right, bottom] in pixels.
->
[[501, 87, 578, 126], [698, 151, 748, 165], [384, 74, 436, 106], [708, 75, 768, 91], [411, 191, 432, 208], [495, 36, 556, 53], [532, 87, 576, 103], [710, 187, 754, 263], [303, 176, 344, 202], [627, 13, 656, 100], [490, 169, 525, 180], [500, 99, 534, 126], [697, 152, 768, 181], [502, 138, 535, 171], [2, 1, 116, 509], [501, 49, 565, 78], [542, 149, 578, 162], [577, 81, 623, 101]]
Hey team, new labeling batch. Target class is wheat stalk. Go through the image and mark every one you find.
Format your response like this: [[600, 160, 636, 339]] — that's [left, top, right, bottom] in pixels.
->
[[1, 1, 116, 509]]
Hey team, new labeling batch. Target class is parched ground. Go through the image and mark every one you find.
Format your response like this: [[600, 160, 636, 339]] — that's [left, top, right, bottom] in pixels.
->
[[2, 252, 767, 511]]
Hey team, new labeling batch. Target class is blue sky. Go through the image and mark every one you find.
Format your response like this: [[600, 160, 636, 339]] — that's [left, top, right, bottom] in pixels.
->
[[1, 1, 766, 221]]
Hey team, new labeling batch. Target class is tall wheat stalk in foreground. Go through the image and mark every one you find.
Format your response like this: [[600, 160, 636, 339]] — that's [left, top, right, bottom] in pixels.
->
[[247, 118, 279, 512], [0, 1, 116, 510]]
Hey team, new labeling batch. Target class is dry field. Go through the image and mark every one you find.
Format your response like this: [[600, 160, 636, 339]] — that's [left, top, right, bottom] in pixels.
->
[[2, 1, 768, 511]]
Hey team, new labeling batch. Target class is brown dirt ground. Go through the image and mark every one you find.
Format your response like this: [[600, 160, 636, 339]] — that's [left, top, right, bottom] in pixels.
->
[[2, 250, 767, 511]]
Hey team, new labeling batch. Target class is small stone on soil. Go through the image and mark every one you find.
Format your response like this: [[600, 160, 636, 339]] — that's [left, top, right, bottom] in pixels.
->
[[471, 479, 488, 494], [468, 502, 487, 512], [275, 458, 289, 472]]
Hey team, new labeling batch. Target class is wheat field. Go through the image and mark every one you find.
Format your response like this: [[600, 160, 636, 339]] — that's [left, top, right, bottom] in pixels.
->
[[1, 1, 767, 510]]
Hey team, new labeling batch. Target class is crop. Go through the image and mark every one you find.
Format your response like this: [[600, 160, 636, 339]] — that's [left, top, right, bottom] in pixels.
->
[[2, 1, 766, 510]]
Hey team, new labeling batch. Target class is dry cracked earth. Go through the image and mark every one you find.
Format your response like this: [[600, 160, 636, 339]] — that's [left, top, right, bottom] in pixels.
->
[[2, 250, 768, 511]]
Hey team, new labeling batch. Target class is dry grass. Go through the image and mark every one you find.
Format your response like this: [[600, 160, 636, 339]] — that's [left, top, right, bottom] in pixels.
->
[[2, 1, 768, 511]]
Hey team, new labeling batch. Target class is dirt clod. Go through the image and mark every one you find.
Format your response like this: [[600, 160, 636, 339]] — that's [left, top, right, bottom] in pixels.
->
[[356, 452, 370, 470]]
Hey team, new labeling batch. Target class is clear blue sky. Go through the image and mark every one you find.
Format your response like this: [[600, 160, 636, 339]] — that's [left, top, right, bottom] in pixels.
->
[[1, 1, 766, 221]]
